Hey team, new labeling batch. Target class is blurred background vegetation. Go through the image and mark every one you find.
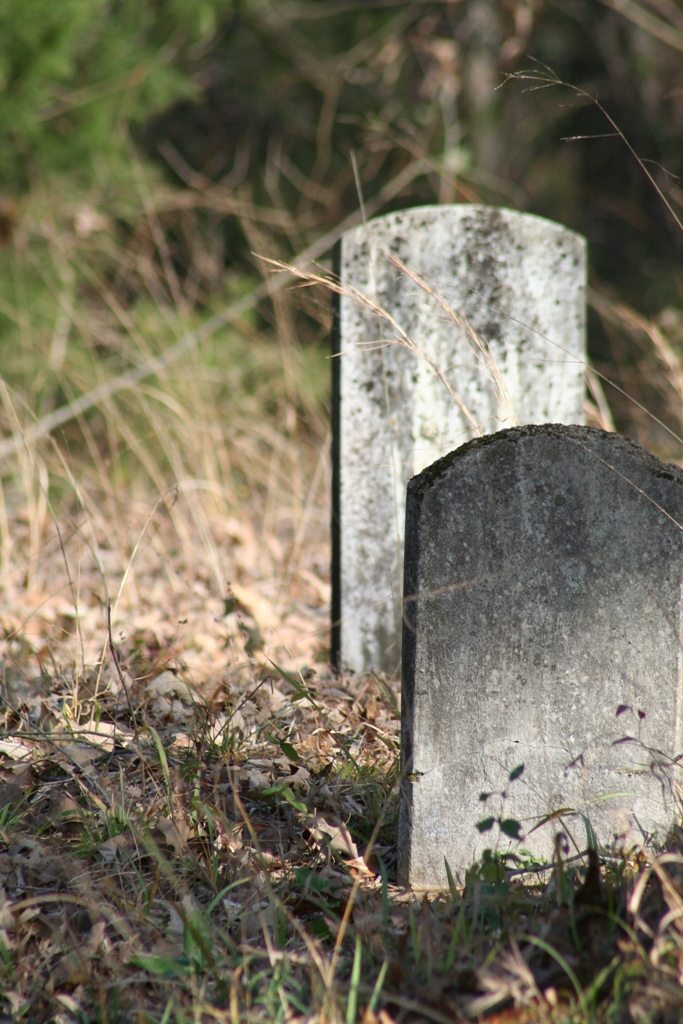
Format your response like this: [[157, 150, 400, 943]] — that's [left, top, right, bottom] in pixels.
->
[[0, 0, 682, 494]]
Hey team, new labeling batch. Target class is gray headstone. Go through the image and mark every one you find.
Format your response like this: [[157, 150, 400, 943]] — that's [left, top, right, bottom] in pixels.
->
[[399, 424, 683, 889], [332, 205, 586, 675]]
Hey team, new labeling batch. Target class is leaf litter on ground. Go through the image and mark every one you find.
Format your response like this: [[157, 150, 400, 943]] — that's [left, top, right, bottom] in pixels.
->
[[1, 253, 683, 1021], [1, 499, 682, 1023]]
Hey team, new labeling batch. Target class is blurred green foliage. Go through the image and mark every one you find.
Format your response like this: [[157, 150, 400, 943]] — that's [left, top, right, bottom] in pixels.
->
[[0, 0, 230, 187], [0, 0, 682, 454], [2, 0, 682, 304]]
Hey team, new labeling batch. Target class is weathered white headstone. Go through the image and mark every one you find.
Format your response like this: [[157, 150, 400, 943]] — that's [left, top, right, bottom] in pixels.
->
[[399, 424, 683, 889], [332, 205, 586, 674]]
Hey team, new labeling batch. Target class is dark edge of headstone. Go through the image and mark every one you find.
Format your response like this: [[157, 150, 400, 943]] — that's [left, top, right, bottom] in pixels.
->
[[330, 239, 342, 673], [398, 478, 420, 886]]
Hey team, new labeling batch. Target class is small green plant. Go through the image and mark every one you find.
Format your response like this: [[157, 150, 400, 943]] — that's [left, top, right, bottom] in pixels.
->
[[0, 800, 26, 834], [476, 761, 526, 846]]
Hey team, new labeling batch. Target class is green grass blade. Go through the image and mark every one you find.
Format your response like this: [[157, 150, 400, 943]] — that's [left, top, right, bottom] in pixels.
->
[[367, 959, 389, 1015], [522, 934, 587, 1017], [141, 724, 172, 805], [346, 934, 362, 1024]]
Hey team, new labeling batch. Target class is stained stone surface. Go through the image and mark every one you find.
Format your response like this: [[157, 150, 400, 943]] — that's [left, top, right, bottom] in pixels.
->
[[333, 205, 586, 674], [399, 424, 683, 889]]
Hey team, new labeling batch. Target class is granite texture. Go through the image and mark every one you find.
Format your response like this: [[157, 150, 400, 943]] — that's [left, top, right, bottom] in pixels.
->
[[334, 205, 586, 674], [399, 424, 683, 888]]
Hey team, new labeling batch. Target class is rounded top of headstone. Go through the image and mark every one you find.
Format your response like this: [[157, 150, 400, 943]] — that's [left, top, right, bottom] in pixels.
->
[[344, 203, 586, 251], [407, 424, 683, 500]]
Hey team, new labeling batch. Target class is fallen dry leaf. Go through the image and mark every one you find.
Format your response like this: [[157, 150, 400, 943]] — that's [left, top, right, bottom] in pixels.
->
[[0, 739, 34, 760], [155, 816, 191, 855], [98, 833, 139, 863], [145, 670, 197, 700], [305, 812, 359, 859]]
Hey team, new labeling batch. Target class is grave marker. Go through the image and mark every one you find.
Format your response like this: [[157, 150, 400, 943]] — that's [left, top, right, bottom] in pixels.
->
[[399, 424, 683, 889], [332, 205, 586, 674]]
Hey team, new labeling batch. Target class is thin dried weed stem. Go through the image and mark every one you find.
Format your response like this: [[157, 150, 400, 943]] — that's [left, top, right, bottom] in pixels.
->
[[261, 254, 492, 436]]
